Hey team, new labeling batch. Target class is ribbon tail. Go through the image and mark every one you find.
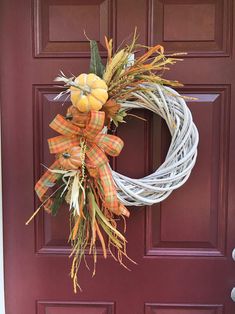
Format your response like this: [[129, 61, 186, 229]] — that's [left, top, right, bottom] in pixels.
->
[[35, 160, 61, 201], [98, 163, 129, 217]]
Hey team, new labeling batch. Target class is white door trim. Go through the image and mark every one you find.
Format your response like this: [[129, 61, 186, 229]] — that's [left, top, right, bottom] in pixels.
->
[[0, 126, 6, 313]]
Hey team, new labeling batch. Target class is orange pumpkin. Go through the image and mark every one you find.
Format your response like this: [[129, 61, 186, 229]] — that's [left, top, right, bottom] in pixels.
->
[[58, 146, 82, 170], [58, 144, 99, 174], [66, 106, 89, 128]]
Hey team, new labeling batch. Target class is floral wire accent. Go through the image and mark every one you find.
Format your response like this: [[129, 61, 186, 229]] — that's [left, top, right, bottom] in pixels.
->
[[26, 29, 198, 292]]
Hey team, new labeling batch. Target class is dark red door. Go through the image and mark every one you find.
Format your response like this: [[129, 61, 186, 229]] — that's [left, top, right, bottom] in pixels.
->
[[1, 0, 235, 313]]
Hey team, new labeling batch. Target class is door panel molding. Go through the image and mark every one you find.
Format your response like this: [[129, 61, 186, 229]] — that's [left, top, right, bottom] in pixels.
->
[[145, 303, 224, 314], [37, 301, 115, 314], [145, 85, 231, 257], [148, 0, 233, 57], [33, 0, 116, 58]]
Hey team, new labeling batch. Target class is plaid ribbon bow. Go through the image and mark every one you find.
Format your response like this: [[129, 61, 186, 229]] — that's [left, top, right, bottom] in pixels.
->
[[35, 111, 126, 215]]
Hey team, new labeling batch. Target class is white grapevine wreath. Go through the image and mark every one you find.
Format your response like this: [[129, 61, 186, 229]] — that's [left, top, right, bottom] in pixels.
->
[[113, 83, 199, 206], [26, 31, 199, 292]]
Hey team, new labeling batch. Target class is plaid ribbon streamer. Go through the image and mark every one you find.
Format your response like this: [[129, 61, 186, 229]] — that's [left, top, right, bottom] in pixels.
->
[[35, 160, 61, 201], [35, 111, 124, 213]]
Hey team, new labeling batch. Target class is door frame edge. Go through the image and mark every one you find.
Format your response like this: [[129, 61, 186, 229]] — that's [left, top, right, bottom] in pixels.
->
[[0, 122, 6, 313]]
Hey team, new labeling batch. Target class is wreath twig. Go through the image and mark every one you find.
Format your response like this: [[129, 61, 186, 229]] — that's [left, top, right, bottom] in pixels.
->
[[113, 84, 199, 205]]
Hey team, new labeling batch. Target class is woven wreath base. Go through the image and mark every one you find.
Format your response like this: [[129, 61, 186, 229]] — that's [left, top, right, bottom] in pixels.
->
[[111, 83, 199, 206]]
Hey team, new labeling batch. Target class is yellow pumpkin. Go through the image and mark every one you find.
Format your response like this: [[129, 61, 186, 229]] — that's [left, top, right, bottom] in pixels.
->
[[58, 146, 82, 170], [70, 73, 108, 112]]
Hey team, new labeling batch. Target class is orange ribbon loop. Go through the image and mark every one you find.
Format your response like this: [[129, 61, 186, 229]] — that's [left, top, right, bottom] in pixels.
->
[[35, 111, 127, 215]]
